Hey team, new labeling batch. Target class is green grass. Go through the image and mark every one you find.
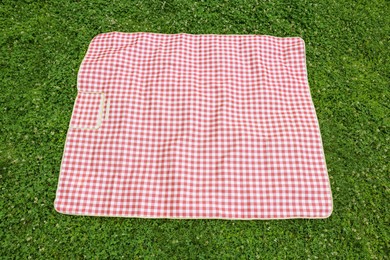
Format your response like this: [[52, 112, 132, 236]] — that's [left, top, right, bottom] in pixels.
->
[[1, 0, 389, 258]]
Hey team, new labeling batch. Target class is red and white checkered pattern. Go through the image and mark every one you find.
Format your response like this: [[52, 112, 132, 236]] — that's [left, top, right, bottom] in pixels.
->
[[55, 32, 333, 219]]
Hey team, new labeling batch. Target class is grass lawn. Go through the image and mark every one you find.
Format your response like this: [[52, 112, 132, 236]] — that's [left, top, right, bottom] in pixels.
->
[[1, 0, 389, 258]]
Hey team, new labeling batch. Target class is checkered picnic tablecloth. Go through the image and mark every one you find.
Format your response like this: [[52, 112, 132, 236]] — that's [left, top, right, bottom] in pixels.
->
[[54, 32, 332, 219]]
